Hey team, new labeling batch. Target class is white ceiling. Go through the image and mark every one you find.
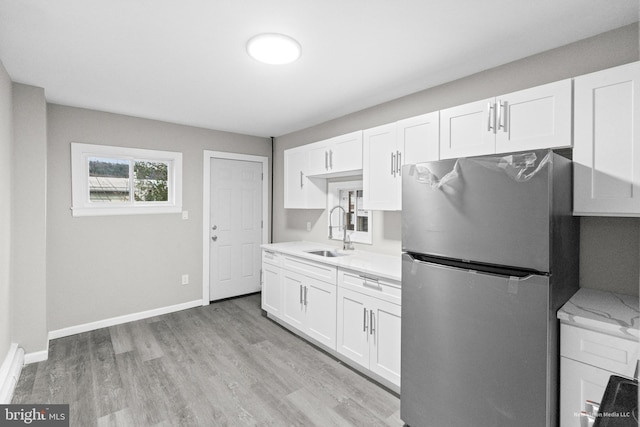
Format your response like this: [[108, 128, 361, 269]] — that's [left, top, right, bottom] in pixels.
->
[[0, 1, 637, 138]]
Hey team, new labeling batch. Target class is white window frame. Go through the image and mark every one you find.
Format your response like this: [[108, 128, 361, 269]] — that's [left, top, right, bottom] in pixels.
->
[[71, 142, 183, 217]]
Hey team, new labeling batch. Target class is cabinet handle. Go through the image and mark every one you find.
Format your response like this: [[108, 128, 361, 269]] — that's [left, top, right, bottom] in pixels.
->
[[498, 100, 507, 132], [487, 102, 496, 133], [370, 311, 375, 336], [299, 285, 303, 304], [391, 153, 396, 177], [300, 171, 304, 188], [303, 286, 308, 306], [363, 308, 368, 332], [329, 150, 333, 169], [325, 151, 328, 170], [396, 151, 402, 176], [390, 152, 394, 176]]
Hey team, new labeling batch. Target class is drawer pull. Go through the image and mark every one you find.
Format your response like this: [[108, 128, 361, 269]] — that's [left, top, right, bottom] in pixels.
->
[[360, 275, 382, 289]]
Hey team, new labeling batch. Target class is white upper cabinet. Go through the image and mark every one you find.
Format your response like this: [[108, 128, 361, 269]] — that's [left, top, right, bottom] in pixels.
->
[[440, 80, 572, 159], [363, 122, 400, 211], [573, 61, 640, 216], [398, 111, 440, 164], [283, 146, 325, 209], [363, 113, 440, 211], [306, 140, 331, 176], [306, 131, 363, 178], [440, 99, 495, 159], [495, 79, 572, 153]]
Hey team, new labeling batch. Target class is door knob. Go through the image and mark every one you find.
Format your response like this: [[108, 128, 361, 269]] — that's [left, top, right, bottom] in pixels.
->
[[211, 235, 217, 241]]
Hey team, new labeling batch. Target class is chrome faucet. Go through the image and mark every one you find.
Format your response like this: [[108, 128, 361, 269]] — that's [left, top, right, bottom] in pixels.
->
[[329, 205, 355, 250]]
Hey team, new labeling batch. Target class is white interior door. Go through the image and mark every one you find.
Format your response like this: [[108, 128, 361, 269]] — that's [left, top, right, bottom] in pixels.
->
[[209, 158, 263, 301]]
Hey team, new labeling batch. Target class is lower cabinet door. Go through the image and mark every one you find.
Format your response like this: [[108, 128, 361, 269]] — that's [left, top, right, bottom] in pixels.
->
[[261, 263, 281, 317], [559, 357, 613, 427], [281, 270, 305, 330], [337, 287, 370, 369], [305, 278, 337, 350], [369, 298, 401, 386]]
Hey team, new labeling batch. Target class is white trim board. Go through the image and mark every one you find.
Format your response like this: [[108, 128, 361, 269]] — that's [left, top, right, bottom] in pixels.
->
[[0, 343, 24, 404], [24, 347, 48, 365], [202, 151, 270, 304], [48, 299, 202, 340]]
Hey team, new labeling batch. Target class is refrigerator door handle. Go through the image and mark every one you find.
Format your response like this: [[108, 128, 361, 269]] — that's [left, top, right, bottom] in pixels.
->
[[363, 308, 368, 333], [405, 252, 541, 279]]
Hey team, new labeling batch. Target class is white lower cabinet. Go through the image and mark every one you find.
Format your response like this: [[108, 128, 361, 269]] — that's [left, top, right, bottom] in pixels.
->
[[261, 249, 401, 389], [559, 323, 639, 427], [281, 268, 337, 349], [560, 358, 616, 427], [261, 250, 282, 317], [337, 270, 401, 387]]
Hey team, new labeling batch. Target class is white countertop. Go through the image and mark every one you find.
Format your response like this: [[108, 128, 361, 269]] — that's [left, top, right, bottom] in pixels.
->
[[557, 288, 639, 340], [261, 241, 402, 282]]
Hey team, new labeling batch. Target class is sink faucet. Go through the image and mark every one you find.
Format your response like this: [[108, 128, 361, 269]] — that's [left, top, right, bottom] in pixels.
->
[[329, 205, 355, 250]]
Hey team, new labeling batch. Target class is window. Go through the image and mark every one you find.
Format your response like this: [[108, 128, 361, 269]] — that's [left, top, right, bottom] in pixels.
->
[[327, 180, 372, 244], [71, 143, 182, 216]]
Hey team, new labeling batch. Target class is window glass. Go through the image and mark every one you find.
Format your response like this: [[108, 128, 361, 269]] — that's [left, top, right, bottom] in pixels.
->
[[88, 157, 130, 202], [134, 160, 169, 202]]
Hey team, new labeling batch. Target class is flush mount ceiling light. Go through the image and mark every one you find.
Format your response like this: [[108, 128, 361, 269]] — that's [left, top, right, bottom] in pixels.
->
[[247, 33, 301, 65]]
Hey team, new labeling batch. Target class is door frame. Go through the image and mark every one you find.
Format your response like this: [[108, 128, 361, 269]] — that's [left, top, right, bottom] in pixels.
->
[[202, 150, 269, 305]]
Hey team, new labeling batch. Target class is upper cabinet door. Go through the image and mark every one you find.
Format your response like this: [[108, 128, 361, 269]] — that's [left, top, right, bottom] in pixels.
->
[[363, 122, 400, 211], [574, 62, 640, 216], [283, 147, 325, 209], [397, 111, 440, 165], [330, 130, 363, 174], [284, 147, 307, 208], [495, 79, 572, 154], [440, 99, 495, 159], [307, 140, 330, 176]]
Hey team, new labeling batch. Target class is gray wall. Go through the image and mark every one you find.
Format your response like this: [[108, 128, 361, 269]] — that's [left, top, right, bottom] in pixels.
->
[[274, 23, 640, 295], [0, 62, 13, 363], [47, 105, 271, 331], [11, 84, 48, 353]]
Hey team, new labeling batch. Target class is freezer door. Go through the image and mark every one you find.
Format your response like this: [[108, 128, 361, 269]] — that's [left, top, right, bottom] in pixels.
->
[[402, 150, 552, 272], [401, 254, 551, 427]]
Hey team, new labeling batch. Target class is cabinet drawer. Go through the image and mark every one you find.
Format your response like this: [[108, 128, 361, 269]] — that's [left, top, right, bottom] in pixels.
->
[[283, 255, 337, 284], [560, 324, 639, 377], [338, 270, 400, 305], [262, 250, 282, 267]]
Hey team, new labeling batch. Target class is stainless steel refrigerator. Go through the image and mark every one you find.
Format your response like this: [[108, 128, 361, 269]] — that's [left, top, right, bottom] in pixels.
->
[[401, 149, 579, 427]]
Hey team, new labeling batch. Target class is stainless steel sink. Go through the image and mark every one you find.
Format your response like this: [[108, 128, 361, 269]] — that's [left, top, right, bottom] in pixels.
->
[[306, 250, 348, 258]]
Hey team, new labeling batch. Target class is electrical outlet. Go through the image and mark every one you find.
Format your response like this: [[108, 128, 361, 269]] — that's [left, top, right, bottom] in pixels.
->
[[181, 274, 189, 285], [306, 221, 311, 232]]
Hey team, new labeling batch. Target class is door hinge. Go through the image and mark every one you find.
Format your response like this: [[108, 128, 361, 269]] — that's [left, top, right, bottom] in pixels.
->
[[261, 173, 264, 181], [261, 220, 263, 228]]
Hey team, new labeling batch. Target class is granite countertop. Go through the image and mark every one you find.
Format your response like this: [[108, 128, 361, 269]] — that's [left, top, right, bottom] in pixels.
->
[[261, 241, 402, 282], [557, 288, 639, 340]]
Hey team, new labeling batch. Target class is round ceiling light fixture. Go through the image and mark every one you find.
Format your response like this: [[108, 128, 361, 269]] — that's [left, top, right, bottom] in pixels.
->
[[247, 33, 301, 65]]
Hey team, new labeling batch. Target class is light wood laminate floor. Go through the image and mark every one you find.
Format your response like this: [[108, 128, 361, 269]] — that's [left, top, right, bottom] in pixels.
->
[[13, 293, 402, 426]]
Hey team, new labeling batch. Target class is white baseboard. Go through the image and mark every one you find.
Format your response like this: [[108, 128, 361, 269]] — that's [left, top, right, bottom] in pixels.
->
[[24, 347, 48, 365], [0, 343, 25, 404], [48, 299, 203, 341]]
